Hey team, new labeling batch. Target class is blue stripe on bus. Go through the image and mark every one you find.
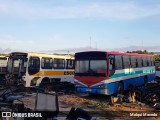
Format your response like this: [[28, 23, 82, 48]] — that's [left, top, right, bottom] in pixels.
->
[[75, 73, 155, 95]]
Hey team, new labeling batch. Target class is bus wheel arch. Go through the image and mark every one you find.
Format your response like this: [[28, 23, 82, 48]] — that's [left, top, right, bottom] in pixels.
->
[[41, 77, 50, 84], [118, 82, 124, 94], [39, 77, 51, 92]]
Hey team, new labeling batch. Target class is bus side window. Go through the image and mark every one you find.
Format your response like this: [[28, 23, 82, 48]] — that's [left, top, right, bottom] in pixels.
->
[[137, 57, 142, 67], [130, 56, 138, 68], [109, 58, 115, 70], [53, 59, 65, 69], [136, 59, 138, 68], [66, 59, 75, 69], [143, 57, 147, 67], [41, 57, 52, 69], [123, 56, 130, 69], [147, 57, 150, 66], [115, 55, 123, 70]]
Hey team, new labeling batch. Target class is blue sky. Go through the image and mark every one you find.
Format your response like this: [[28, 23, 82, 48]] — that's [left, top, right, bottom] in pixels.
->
[[0, 0, 160, 52]]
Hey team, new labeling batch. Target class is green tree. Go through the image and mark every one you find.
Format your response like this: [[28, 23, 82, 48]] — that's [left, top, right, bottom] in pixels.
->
[[154, 54, 160, 60], [126, 50, 148, 54]]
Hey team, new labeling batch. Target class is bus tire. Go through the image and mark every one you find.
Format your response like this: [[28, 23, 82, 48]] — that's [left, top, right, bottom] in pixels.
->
[[118, 82, 124, 94], [144, 76, 148, 85], [129, 84, 135, 92]]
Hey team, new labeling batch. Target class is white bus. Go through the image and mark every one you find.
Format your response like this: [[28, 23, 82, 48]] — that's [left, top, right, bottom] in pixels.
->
[[6, 52, 75, 88]]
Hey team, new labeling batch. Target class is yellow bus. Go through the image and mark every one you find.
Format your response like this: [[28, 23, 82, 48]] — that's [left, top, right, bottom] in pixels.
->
[[6, 52, 75, 88]]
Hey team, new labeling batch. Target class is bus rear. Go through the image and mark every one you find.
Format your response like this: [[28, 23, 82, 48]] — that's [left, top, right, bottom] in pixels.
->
[[74, 51, 109, 94]]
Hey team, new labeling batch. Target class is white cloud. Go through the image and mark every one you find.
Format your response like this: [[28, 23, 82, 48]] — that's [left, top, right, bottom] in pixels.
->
[[0, 36, 34, 50], [0, 39, 33, 44], [0, 1, 160, 20]]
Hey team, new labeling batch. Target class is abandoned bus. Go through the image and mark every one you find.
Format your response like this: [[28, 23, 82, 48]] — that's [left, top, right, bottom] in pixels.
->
[[74, 51, 155, 95], [6, 52, 75, 87]]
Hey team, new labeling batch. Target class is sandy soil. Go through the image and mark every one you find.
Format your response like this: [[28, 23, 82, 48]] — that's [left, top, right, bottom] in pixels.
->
[[19, 93, 159, 120]]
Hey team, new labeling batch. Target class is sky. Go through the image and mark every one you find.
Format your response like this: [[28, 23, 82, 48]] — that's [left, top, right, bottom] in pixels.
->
[[0, 0, 160, 52]]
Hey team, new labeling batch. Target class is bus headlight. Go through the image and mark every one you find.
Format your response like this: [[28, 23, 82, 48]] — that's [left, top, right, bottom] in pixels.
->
[[98, 85, 108, 89], [75, 84, 80, 87]]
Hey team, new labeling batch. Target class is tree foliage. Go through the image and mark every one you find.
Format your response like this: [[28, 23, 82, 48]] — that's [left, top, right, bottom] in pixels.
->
[[126, 50, 149, 54], [126, 50, 160, 60], [154, 54, 160, 60]]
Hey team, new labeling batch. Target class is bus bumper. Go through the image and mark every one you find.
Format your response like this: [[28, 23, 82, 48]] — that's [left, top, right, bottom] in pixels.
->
[[76, 87, 109, 95]]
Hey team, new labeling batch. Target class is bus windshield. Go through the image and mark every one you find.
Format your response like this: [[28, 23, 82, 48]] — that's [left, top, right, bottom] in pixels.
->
[[75, 60, 107, 76], [7, 57, 27, 76], [28, 57, 40, 75]]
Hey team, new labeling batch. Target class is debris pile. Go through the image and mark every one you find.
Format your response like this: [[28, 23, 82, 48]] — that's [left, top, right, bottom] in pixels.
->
[[135, 81, 160, 109]]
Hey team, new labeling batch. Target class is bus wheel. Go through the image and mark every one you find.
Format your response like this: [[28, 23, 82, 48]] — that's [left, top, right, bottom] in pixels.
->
[[118, 82, 124, 94], [144, 76, 148, 85]]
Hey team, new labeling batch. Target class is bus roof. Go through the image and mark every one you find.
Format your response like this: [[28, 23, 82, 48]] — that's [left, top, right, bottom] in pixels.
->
[[107, 51, 153, 57], [75, 51, 154, 57], [9, 52, 74, 59]]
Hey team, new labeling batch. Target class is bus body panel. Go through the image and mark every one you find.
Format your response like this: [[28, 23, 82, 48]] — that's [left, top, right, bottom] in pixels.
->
[[74, 76, 108, 87]]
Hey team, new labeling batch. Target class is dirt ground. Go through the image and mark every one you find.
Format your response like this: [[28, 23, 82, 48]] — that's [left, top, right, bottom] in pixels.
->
[[20, 93, 160, 120]]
